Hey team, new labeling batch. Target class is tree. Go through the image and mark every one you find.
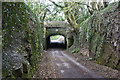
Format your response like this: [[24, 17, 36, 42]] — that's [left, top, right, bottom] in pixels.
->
[[103, 0, 109, 8], [49, 0, 87, 34], [118, 1, 120, 9]]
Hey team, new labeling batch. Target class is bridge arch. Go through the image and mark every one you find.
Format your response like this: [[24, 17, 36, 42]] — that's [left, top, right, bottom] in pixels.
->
[[44, 21, 73, 50], [46, 34, 67, 49]]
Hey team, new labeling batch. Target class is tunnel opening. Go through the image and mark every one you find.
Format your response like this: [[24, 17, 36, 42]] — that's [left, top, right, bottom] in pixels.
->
[[46, 34, 67, 49]]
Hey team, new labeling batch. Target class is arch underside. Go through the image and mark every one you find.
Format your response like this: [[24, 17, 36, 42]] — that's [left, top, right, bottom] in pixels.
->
[[46, 34, 67, 49]]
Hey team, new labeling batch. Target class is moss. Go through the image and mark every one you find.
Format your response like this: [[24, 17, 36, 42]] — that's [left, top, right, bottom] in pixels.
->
[[76, 2, 120, 71], [95, 58, 106, 66], [117, 63, 120, 71], [2, 2, 44, 78], [2, 69, 9, 77], [72, 48, 80, 53], [22, 63, 32, 78]]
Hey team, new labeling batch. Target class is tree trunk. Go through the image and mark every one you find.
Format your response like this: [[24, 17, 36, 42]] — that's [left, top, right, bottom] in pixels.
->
[[87, 5, 93, 15], [104, 2, 108, 8], [103, 0, 109, 8], [118, 1, 120, 9]]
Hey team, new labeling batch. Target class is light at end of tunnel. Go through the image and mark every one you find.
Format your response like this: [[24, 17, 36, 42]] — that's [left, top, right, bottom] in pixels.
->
[[56, 29, 58, 32]]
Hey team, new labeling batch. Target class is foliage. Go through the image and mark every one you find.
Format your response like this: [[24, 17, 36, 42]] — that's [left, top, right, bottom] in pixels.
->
[[78, 2, 120, 70], [49, 0, 118, 33], [72, 48, 80, 54], [50, 35, 61, 40], [45, 4, 65, 21]]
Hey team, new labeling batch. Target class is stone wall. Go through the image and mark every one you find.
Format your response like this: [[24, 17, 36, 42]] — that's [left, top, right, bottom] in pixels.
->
[[73, 2, 120, 70], [2, 2, 44, 78]]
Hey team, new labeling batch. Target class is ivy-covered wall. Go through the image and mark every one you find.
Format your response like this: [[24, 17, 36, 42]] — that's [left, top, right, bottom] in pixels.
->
[[73, 2, 120, 70], [2, 2, 44, 78]]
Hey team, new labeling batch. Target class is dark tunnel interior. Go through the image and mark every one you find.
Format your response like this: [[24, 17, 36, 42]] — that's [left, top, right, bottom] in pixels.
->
[[46, 34, 67, 49]]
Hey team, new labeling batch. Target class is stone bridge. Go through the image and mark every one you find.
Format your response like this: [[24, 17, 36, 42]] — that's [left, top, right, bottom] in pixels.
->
[[44, 21, 73, 49]]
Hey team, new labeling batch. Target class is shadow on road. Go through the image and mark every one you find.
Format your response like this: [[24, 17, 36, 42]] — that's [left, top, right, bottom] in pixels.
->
[[48, 43, 66, 49]]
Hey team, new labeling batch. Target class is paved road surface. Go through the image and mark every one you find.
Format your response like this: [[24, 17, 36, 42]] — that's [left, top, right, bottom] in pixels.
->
[[49, 49, 103, 78]]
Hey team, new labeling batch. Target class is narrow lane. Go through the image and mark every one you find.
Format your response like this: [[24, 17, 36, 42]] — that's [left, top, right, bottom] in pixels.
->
[[49, 49, 103, 78]]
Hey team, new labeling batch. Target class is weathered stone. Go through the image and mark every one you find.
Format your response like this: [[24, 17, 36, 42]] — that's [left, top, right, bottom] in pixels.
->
[[76, 2, 120, 71], [44, 21, 73, 49], [2, 2, 44, 78], [12, 69, 22, 77], [23, 63, 28, 74]]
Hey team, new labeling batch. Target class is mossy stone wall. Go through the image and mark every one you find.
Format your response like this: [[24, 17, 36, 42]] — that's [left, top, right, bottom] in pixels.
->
[[2, 2, 44, 78], [74, 2, 120, 70]]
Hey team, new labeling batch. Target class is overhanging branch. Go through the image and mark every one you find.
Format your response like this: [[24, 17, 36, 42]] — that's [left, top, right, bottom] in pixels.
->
[[49, 0, 64, 8]]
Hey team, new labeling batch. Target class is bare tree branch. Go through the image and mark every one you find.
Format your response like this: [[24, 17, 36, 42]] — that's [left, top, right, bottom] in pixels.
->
[[49, 0, 64, 8]]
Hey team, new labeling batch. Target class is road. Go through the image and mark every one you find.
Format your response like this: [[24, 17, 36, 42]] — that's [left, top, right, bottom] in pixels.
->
[[34, 48, 120, 78], [49, 49, 103, 78]]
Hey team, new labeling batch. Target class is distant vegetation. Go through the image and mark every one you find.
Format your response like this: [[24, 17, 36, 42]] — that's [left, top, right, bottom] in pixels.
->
[[50, 35, 61, 40]]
